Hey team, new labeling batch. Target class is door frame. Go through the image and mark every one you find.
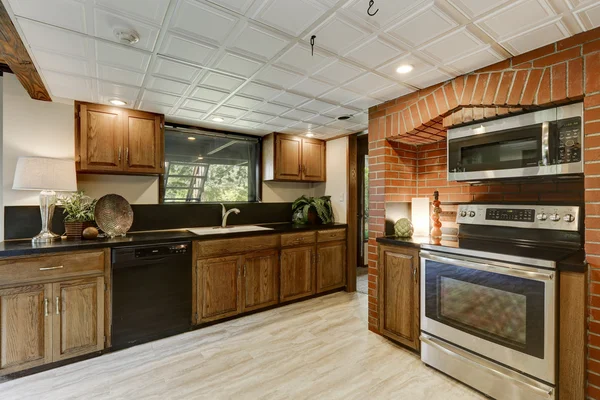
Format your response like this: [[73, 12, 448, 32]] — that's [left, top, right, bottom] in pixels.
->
[[346, 133, 358, 292]]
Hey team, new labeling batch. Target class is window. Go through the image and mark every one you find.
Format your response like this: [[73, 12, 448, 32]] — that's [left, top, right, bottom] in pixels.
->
[[163, 128, 259, 203]]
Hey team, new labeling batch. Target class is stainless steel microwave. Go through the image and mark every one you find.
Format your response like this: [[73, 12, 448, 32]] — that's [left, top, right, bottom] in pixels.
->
[[447, 103, 583, 182]]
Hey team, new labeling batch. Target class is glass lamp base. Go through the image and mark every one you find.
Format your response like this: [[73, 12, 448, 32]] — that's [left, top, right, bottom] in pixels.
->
[[33, 190, 60, 243], [32, 231, 61, 243]]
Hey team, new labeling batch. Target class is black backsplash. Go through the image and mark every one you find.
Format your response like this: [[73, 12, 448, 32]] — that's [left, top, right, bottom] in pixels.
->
[[4, 203, 293, 240]]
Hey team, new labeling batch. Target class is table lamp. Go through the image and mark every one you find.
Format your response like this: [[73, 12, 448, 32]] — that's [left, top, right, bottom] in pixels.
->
[[12, 157, 77, 242]]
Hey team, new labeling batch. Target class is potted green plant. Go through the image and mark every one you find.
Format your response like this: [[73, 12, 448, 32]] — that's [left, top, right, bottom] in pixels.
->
[[292, 195, 334, 225], [59, 192, 97, 239]]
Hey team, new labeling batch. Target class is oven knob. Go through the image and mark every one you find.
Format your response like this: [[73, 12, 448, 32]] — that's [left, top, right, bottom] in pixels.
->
[[459, 211, 467, 217], [563, 214, 575, 223], [536, 213, 547, 221], [550, 213, 561, 222], [468, 211, 476, 217]]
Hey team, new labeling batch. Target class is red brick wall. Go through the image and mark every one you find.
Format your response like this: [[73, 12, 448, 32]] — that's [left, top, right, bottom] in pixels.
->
[[367, 27, 600, 398]]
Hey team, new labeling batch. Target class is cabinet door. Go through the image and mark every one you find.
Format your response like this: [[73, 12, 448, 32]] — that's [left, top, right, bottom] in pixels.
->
[[0, 284, 52, 375], [378, 246, 420, 351], [52, 277, 104, 362], [302, 138, 325, 181], [242, 250, 279, 312], [124, 110, 164, 174], [280, 246, 315, 302], [79, 103, 124, 172], [198, 256, 241, 323], [316, 242, 346, 293], [275, 135, 302, 180]]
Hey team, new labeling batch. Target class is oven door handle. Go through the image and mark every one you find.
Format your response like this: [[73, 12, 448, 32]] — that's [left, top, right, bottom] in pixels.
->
[[420, 251, 554, 281], [541, 121, 550, 166]]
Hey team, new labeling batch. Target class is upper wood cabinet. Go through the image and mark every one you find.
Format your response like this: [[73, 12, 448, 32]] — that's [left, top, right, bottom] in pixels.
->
[[378, 245, 420, 351], [262, 133, 326, 182], [75, 102, 164, 175]]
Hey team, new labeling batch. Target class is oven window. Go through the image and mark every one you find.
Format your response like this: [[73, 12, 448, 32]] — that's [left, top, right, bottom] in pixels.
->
[[425, 260, 545, 359]]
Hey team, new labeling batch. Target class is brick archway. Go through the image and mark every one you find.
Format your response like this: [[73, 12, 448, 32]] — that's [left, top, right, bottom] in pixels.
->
[[367, 27, 600, 399]]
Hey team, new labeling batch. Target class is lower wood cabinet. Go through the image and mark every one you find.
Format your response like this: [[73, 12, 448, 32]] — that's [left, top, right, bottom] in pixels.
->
[[280, 245, 315, 302], [316, 241, 346, 293], [378, 244, 420, 351], [197, 255, 242, 323], [242, 250, 279, 312]]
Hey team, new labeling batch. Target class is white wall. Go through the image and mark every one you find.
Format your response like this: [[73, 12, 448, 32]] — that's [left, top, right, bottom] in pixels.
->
[[314, 136, 348, 223], [261, 181, 314, 202]]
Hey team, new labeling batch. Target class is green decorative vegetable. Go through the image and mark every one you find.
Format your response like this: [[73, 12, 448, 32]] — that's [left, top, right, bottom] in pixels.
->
[[292, 195, 334, 224], [394, 218, 414, 238], [59, 192, 97, 223]]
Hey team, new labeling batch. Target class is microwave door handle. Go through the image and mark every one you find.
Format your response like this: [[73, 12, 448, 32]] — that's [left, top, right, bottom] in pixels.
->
[[541, 121, 550, 166]]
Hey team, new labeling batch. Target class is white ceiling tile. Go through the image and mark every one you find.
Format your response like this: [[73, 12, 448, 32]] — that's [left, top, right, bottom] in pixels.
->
[[139, 101, 172, 114], [175, 109, 206, 119], [182, 99, 216, 112], [290, 121, 321, 130], [229, 23, 290, 60], [159, 33, 217, 66], [324, 106, 358, 118], [344, 96, 380, 110], [245, 112, 276, 122], [238, 82, 282, 100], [94, 0, 171, 25], [275, 43, 332, 75], [327, 119, 358, 129], [343, 0, 428, 28], [299, 99, 337, 113], [345, 36, 404, 69], [10, 0, 86, 33], [226, 95, 264, 109], [376, 53, 434, 79], [446, 46, 504, 74], [43, 70, 94, 102], [256, 123, 281, 132], [98, 64, 145, 86], [282, 109, 317, 121], [312, 125, 341, 135], [141, 90, 179, 106], [214, 105, 248, 118], [93, 8, 160, 52], [200, 71, 245, 91], [343, 73, 395, 94], [370, 84, 414, 101], [96, 41, 151, 72], [214, 52, 264, 78], [290, 77, 334, 97], [386, 4, 458, 47], [234, 120, 260, 128], [256, 65, 304, 89], [307, 114, 335, 125], [279, 127, 305, 134], [351, 112, 369, 124], [190, 86, 229, 102], [207, 115, 235, 124], [448, 0, 511, 18], [256, 0, 327, 36], [267, 116, 297, 127], [206, 0, 256, 14], [18, 19, 88, 58], [404, 68, 453, 88], [147, 76, 189, 95], [310, 14, 371, 54], [313, 59, 366, 85], [34, 50, 91, 77], [272, 92, 311, 107], [98, 81, 140, 100], [319, 88, 361, 104], [475, 0, 557, 40], [257, 103, 291, 115], [170, 0, 239, 45], [575, 2, 600, 29], [153, 58, 201, 82], [501, 19, 570, 54], [419, 27, 485, 63]]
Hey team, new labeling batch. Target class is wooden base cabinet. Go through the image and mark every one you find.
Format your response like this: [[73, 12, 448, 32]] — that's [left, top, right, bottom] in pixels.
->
[[316, 241, 346, 293], [197, 256, 242, 323], [242, 250, 279, 312], [280, 246, 315, 302], [378, 245, 420, 352]]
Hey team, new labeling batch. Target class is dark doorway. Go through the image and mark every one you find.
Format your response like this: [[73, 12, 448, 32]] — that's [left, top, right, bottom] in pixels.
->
[[357, 134, 369, 294]]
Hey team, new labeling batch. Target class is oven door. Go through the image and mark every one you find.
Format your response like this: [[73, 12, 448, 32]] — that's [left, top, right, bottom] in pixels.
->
[[420, 250, 556, 384]]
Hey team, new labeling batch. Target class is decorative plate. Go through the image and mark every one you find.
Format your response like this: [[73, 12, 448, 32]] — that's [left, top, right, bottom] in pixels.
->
[[94, 194, 134, 238]]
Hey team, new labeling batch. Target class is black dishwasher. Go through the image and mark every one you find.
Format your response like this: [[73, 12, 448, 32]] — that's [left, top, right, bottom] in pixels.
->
[[111, 242, 192, 350]]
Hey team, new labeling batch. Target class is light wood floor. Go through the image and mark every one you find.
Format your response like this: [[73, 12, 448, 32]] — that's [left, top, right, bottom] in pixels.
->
[[0, 292, 485, 400]]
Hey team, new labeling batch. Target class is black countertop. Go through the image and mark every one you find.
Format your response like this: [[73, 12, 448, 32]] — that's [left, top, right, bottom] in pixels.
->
[[0, 223, 347, 258], [376, 235, 586, 273]]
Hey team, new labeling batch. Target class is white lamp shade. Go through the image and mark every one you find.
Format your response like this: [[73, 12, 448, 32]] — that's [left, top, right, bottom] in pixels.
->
[[411, 197, 430, 236], [12, 157, 77, 191]]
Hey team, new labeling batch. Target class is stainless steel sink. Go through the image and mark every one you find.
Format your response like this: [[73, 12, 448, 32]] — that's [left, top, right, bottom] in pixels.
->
[[188, 225, 274, 236]]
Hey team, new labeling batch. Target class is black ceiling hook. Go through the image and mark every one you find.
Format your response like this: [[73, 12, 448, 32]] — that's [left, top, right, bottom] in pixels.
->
[[310, 35, 316, 56], [367, 0, 378, 16]]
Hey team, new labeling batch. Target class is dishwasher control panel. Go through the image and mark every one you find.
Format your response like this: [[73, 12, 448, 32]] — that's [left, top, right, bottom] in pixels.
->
[[134, 243, 190, 258]]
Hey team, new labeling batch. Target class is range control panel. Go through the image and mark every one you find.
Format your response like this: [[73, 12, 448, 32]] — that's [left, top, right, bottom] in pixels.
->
[[457, 204, 580, 231]]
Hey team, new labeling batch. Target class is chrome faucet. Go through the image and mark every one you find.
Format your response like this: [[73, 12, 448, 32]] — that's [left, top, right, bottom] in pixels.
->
[[221, 203, 240, 228]]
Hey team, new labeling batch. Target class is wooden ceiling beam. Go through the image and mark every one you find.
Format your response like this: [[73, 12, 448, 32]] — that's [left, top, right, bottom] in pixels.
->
[[0, 2, 51, 101]]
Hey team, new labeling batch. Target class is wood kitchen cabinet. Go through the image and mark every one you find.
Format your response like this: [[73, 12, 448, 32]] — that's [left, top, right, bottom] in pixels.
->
[[262, 132, 326, 182], [316, 241, 346, 293], [378, 244, 420, 351], [75, 101, 164, 175], [280, 245, 315, 302], [197, 255, 242, 323], [242, 250, 279, 312]]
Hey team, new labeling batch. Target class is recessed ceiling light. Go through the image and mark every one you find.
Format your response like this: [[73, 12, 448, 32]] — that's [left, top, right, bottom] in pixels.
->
[[396, 64, 414, 74], [306, 133, 315, 138], [188, 136, 196, 141], [212, 117, 224, 123], [113, 29, 140, 45], [109, 99, 127, 106], [197, 156, 204, 160], [338, 115, 352, 120]]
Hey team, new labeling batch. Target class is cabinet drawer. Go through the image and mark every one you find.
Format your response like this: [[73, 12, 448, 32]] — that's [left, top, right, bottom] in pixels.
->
[[0, 250, 105, 287], [196, 235, 280, 258], [281, 232, 316, 247], [317, 229, 346, 243]]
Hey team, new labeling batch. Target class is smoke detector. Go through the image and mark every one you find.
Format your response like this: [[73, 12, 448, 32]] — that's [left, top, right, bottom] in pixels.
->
[[114, 29, 140, 45]]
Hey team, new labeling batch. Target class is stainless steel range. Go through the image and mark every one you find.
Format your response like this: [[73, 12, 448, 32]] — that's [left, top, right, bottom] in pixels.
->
[[419, 203, 582, 400]]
